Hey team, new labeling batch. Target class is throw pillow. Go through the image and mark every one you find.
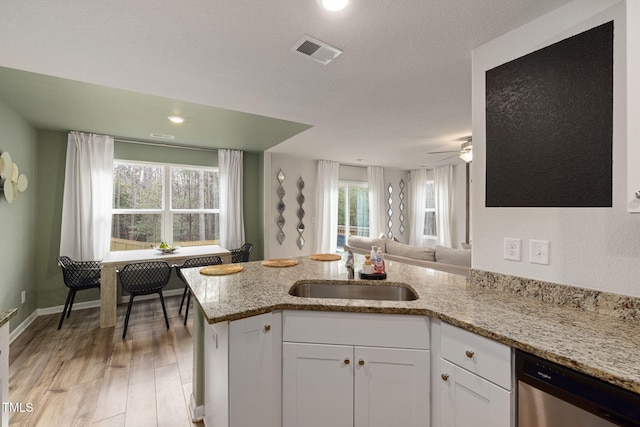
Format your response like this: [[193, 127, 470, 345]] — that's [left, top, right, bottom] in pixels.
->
[[347, 235, 387, 252], [435, 246, 471, 267], [386, 239, 436, 262]]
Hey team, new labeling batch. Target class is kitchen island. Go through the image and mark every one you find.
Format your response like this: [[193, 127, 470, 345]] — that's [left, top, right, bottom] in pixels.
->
[[181, 255, 640, 424], [1, 308, 17, 427]]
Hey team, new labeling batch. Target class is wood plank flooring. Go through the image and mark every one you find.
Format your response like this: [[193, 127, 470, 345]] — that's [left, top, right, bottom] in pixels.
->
[[8, 295, 204, 427]]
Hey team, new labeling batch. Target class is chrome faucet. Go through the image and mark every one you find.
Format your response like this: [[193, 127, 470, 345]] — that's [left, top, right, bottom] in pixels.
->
[[346, 250, 355, 280]]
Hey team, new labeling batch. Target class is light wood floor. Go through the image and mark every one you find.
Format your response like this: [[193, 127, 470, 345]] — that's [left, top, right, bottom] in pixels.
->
[[8, 295, 204, 427]]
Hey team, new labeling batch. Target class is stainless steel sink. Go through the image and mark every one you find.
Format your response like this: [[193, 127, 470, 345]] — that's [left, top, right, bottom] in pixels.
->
[[288, 281, 418, 301]]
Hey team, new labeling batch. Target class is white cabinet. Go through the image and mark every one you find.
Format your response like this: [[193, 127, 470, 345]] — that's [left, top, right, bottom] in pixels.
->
[[283, 342, 353, 427], [354, 346, 430, 427], [434, 322, 513, 427], [204, 311, 282, 427], [628, 0, 640, 212], [282, 310, 430, 427], [439, 359, 510, 427], [1, 322, 9, 427]]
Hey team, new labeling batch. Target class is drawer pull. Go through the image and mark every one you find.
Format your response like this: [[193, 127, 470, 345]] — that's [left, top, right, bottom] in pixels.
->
[[344, 358, 350, 365], [441, 373, 449, 381], [465, 350, 475, 359], [358, 358, 365, 366], [264, 324, 271, 332]]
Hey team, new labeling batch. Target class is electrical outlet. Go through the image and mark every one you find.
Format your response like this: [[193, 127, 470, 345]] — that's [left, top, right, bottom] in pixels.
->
[[504, 238, 521, 261], [530, 240, 550, 265], [21, 290, 26, 304]]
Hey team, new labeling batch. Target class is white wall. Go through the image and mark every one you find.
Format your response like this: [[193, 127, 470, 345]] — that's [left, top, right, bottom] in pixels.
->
[[382, 168, 410, 243], [263, 153, 318, 259], [472, 0, 640, 297], [263, 153, 468, 257]]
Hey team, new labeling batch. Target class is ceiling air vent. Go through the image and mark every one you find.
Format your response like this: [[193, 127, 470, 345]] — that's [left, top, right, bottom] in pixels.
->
[[149, 133, 175, 140], [291, 35, 343, 65]]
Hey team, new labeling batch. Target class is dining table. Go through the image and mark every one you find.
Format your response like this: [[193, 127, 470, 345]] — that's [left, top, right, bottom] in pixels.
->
[[100, 244, 231, 328]]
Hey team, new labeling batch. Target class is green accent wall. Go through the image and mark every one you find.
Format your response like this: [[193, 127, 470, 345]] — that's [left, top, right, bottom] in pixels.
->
[[35, 131, 88, 309], [114, 141, 218, 167], [34, 130, 265, 312], [243, 151, 263, 261], [0, 101, 38, 331]]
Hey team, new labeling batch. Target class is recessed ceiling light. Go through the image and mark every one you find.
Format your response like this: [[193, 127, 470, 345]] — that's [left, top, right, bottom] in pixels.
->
[[318, 0, 350, 12], [168, 116, 185, 124]]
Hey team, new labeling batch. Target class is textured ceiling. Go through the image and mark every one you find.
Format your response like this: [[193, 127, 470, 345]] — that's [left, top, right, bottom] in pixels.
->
[[0, 0, 573, 168]]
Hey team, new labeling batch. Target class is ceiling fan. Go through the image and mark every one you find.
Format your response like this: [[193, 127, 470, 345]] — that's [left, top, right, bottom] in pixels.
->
[[428, 136, 473, 162]]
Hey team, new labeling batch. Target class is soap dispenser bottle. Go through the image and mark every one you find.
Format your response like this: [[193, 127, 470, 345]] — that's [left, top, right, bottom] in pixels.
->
[[374, 247, 385, 274]]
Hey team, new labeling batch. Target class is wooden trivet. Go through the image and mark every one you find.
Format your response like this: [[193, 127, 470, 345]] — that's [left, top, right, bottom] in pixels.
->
[[261, 258, 299, 267], [309, 253, 342, 261], [199, 264, 244, 276]]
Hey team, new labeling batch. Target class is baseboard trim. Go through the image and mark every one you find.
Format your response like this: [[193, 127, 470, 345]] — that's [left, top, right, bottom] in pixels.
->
[[9, 288, 185, 343], [190, 393, 204, 422], [9, 310, 38, 343], [36, 299, 102, 316]]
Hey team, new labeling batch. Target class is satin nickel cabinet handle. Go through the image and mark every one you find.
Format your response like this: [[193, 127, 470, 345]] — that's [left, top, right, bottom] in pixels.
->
[[358, 358, 365, 366], [264, 324, 271, 331], [465, 350, 475, 359], [441, 373, 449, 381]]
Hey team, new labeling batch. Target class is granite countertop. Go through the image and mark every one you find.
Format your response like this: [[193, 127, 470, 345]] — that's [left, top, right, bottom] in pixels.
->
[[182, 255, 640, 395], [0, 308, 17, 328]]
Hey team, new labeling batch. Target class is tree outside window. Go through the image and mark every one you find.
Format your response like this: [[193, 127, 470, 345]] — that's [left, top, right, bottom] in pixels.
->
[[111, 161, 219, 251]]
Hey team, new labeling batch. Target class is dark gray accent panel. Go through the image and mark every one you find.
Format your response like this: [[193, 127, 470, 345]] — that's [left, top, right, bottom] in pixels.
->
[[485, 21, 613, 208]]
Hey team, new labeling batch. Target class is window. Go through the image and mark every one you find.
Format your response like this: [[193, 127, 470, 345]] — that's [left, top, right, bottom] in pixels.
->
[[111, 161, 219, 251], [337, 181, 369, 248], [424, 180, 437, 237]]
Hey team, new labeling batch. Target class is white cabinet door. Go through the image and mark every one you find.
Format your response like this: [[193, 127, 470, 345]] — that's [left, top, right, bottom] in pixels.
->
[[0, 323, 8, 427], [283, 342, 353, 427], [628, 0, 640, 212], [205, 321, 229, 427], [229, 312, 281, 427], [439, 359, 510, 427], [354, 346, 430, 427], [205, 313, 282, 427]]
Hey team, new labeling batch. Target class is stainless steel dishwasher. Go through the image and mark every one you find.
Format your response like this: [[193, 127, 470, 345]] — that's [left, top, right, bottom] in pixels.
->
[[516, 350, 640, 426]]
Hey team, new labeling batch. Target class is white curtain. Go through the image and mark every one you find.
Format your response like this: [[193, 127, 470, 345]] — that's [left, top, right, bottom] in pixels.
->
[[59, 131, 114, 261], [408, 168, 427, 246], [314, 160, 340, 253], [367, 166, 386, 239], [434, 164, 454, 247], [218, 149, 245, 250]]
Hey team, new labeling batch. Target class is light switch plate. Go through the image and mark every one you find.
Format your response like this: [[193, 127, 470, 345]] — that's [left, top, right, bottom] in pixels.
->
[[530, 240, 550, 265]]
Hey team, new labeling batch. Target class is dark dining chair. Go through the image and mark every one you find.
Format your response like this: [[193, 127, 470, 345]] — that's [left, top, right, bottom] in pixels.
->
[[175, 256, 223, 325], [230, 243, 253, 263], [117, 261, 172, 339], [57, 256, 102, 330]]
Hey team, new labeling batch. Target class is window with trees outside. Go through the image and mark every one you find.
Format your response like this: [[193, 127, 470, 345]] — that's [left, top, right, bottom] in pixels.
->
[[111, 161, 220, 251], [337, 181, 369, 249], [424, 180, 437, 238]]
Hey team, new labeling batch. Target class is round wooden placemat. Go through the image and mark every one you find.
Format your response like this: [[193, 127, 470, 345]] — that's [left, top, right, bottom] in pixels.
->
[[199, 264, 244, 276], [261, 258, 299, 268], [309, 253, 342, 261]]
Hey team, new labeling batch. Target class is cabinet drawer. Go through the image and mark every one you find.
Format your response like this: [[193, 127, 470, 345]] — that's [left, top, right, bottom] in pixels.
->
[[283, 310, 429, 349], [441, 323, 511, 390]]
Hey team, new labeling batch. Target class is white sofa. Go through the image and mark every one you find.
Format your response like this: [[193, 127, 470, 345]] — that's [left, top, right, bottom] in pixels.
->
[[345, 235, 470, 276]]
